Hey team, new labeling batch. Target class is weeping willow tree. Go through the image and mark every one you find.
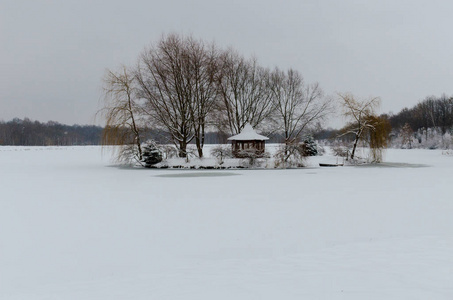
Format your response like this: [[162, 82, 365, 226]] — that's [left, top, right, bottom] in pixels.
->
[[338, 93, 391, 162], [367, 115, 391, 162], [99, 66, 143, 164]]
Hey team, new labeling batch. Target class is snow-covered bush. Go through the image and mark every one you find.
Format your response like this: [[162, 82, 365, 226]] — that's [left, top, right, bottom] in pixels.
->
[[273, 143, 306, 168], [442, 132, 453, 149], [141, 141, 163, 167], [420, 128, 441, 149], [239, 149, 269, 168], [210, 145, 232, 165], [442, 150, 453, 156], [400, 123, 415, 149], [316, 144, 325, 155], [301, 136, 318, 156], [161, 145, 178, 159], [394, 127, 453, 150], [331, 145, 348, 157]]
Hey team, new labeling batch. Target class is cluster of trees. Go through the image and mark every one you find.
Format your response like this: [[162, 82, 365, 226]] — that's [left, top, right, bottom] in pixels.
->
[[100, 33, 332, 162], [0, 118, 102, 146], [384, 94, 453, 149], [387, 94, 453, 134], [331, 94, 453, 154]]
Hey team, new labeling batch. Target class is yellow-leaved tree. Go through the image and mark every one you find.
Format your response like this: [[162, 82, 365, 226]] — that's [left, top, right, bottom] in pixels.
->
[[338, 93, 390, 162]]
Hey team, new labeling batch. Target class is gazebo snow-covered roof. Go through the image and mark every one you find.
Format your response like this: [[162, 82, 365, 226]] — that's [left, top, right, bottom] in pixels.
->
[[227, 124, 269, 141], [227, 124, 269, 158]]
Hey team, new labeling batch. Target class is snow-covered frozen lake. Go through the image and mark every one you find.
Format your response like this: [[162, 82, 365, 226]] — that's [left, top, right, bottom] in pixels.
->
[[1, 146, 452, 299]]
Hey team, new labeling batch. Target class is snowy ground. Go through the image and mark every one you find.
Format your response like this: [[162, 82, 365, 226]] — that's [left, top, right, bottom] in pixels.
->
[[1, 146, 452, 299]]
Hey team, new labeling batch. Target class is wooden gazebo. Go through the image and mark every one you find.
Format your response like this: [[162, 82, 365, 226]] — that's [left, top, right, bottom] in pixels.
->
[[227, 124, 269, 158]]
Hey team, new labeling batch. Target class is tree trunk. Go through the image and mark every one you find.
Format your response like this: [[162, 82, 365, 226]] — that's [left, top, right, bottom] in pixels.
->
[[195, 136, 203, 158], [179, 141, 187, 158], [284, 131, 290, 158], [351, 135, 360, 160]]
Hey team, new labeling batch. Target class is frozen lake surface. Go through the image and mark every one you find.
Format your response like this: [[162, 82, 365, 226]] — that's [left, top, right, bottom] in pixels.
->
[[1, 146, 452, 299]]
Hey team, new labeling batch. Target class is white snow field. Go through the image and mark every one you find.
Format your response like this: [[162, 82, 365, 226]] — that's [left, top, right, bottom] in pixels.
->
[[1, 146, 452, 299]]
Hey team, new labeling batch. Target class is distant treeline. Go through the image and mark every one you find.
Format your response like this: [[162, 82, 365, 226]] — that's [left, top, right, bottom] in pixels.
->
[[0, 118, 103, 146], [385, 94, 453, 134], [0, 118, 279, 146]]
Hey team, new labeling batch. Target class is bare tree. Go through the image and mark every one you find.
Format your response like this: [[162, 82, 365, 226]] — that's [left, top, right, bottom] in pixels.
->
[[400, 122, 414, 149], [136, 34, 219, 157], [185, 38, 221, 157], [437, 94, 453, 134], [269, 68, 331, 149], [99, 66, 143, 163], [338, 93, 381, 160], [215, 50, 274, 135]]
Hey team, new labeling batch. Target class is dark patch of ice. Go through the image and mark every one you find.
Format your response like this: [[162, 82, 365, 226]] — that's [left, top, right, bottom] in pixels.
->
[[353, 162, 429, 168], [156, 172, 240, 178]]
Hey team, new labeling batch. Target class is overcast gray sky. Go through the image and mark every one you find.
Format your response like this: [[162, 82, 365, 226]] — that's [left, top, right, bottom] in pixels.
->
[[1, 0, 452, 127]]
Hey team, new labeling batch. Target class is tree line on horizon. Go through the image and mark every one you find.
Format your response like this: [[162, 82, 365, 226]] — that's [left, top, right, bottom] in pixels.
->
[[385, 94, 453, 135], [0, 118, 103, 146], [384, 94, 453, 149], [0, 117, 285, 146]]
